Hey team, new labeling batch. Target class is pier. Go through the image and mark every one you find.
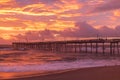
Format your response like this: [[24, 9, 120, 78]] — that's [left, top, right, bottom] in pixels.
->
[[12, 39, 120, 55]]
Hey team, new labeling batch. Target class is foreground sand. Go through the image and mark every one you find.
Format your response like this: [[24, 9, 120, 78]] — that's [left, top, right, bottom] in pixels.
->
[[5, 65, 120, 80]]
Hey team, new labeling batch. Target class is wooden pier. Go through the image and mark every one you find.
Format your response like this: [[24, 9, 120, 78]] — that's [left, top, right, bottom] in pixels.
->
[[12, 39, 120, 55]]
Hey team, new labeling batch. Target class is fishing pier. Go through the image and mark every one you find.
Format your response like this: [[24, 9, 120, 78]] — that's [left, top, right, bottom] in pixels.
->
[[12, 39, 120, 55]]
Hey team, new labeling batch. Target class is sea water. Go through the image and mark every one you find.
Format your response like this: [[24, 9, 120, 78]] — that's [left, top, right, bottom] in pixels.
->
[[0, 49, 120, 73]]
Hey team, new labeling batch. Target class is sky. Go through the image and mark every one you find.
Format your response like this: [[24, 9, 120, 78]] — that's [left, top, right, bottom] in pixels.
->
[[0, 0, 120, 44]]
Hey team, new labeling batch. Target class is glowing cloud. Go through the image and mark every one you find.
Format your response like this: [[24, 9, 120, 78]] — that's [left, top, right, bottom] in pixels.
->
[[114, 10, 120, 17], [0, 0, 119, 44]]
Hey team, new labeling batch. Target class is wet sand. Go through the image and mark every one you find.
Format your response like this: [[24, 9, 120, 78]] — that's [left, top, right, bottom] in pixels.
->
[[3, 65, 120, 80]]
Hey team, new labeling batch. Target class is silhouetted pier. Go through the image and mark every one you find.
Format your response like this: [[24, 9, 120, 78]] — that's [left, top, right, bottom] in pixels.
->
[[12, 39, 120, 55]]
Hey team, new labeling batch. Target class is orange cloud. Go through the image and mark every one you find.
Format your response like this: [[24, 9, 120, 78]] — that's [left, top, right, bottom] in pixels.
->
[[0, 0, 12, 3], [48, 20, 75, 31], [0, 18, 26, 28], [0, 0, 118, 43], [54, 0, 83, 13], [58, 13, 82, 18], [0, 17, 18, 21], [0, 0, 83, 18], [0, 0, 17, 10], [23, 21, 47, 31], [0, 29, 23, 40], [0, 0, 83, 42], [113, 10, 120, 17]]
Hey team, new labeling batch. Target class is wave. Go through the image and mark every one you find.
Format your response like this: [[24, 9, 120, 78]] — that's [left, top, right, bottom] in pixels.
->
[[0, 59, 120, 72]]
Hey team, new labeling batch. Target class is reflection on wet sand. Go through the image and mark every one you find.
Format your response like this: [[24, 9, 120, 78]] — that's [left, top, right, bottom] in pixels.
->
[[0, 72, 42, 79]]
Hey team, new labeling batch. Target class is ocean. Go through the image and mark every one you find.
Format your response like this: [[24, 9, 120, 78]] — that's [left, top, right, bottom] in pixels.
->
[[0, 48, 120, 79]]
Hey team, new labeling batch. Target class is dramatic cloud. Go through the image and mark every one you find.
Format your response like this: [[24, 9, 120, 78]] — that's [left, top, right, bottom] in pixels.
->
[[99, 26, 117, 37], [0, 0, 119, 44], [14, 29, 57, 42], [14, 21, 120, 42], [60, 22, 120, 38], [60, 21, 99, 38], [92, 0, 120, 12]]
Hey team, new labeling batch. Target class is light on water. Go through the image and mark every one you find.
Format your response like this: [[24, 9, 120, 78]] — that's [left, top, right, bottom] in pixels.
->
[[0, 49, 120, 79], [0, 50, 120, 72]]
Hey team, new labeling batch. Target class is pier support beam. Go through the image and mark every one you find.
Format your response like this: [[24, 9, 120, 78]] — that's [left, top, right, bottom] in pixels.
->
[[85, 43, 88, 53], [117, 42, 119, 55], [110, 42, 113, 55], [102, 42, 105, 55], [90, 43, 93, 53], [96, 43, 98, 54]]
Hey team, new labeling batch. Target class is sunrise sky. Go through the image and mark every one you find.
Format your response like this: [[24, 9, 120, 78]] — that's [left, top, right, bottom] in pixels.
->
[[0, 0, 120, 44]]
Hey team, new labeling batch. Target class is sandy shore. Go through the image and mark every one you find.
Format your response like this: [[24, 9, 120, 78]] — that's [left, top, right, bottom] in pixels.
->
[[4, 65, 120, 80]]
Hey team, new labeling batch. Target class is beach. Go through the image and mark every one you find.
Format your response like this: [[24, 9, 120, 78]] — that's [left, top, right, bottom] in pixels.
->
[[4, 65, 120, 80]]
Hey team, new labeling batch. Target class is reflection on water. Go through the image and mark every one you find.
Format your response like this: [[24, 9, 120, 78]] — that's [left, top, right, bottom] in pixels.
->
[[0, 49, 120, 79], [0, 49, 120, 66], [0, 50, 63, 65], [0, 71, 46, 79]]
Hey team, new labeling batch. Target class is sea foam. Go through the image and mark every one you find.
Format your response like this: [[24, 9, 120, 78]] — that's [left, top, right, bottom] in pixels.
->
[[0, 59, 120, 72]]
